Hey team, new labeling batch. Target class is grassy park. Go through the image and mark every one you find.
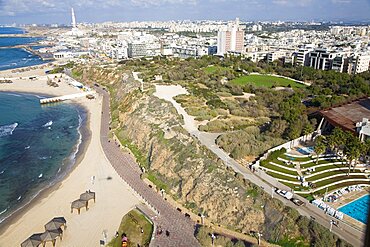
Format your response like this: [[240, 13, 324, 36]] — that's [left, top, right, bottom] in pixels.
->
[[108, 209, 153, 247], [259, 147, 370, 197], [231, 74, 306, 88]]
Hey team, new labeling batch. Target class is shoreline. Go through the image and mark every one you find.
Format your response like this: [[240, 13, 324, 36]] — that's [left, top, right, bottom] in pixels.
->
[[0, 70, 141, 246], [0, 33, 51, 72], [0, 95, 91, 233]]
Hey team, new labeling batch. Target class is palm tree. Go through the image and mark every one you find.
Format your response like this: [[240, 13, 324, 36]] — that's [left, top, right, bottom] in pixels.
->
[[314, 136, 326, 164], [344, 135, 363, 174], [303, 124, 314, 143], [328, 128, 346, 155]]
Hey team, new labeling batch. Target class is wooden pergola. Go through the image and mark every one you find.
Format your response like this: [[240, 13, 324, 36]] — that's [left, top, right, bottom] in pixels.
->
[[21, 233, 42, 247], [44, 217, 67, 231], [40, 228, 63, 247], [80, 191, 96, 206], [71, 199, 88, 214]]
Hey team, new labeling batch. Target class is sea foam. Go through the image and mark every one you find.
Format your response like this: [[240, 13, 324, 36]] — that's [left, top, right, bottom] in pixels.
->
[[0, 123, 18, 137]]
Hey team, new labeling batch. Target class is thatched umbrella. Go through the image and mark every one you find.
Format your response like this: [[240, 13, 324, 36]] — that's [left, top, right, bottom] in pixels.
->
[[40, 228, 63, 247], [71, 199, 88, 214], [21, 233, 42, 247], [44, 217, 67, 231], [80, 191, 96, 206]]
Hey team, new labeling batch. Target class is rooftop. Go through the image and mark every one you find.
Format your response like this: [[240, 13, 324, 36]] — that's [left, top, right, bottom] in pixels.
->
[[319, 97, 370, 133]]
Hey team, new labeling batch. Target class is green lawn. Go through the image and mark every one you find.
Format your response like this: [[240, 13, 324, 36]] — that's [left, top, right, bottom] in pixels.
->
[[306, 169, 364, 182], [267, 171, 299, 182], [300, 159, 344, 169], [304, 163, 347, 173], [203, 65, 232, 74], [272, 159, 296, 168], [280, 181, 305, 191], [314, 181, 370, 195], [108, 209, 153, 247], [283, 155, 312, 162], [261, 162, 299, 176], [230, 74, 306, 88], [314, 175, 367, 188]]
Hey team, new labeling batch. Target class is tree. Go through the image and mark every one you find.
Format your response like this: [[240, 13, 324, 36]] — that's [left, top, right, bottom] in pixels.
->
[[328, 128, 346, 155], [302, 123, 314, 142], [314, 136, 326, 164], [344, 134, 363, 174]]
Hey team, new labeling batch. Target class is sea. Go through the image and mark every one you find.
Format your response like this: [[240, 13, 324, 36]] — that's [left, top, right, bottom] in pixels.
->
[[0, 27, 45, 71], [0, 92, 86, 223], [0, 27, 85, 223]]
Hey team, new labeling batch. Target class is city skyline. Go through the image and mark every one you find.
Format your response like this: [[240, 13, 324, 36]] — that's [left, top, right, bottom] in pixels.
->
[[0, 0, 370, 24]]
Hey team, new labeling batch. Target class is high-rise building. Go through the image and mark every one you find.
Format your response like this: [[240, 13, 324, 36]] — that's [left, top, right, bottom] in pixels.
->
[[309, 48, 334, 70], [128, 41, 147, 58], [295, 44, 314, 66], [351, 54, 370, 74], [217, 18, 245, 56], [308, 48, 349, 73]]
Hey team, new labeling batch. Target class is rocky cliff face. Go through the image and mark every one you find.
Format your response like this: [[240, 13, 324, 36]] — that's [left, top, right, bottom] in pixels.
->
[[73, 65, 350, 247]]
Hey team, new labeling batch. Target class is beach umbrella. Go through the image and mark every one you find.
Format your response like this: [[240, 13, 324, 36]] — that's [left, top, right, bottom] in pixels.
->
[[44, 217, 67, 231], [80, 191, 96, 205], [40, 229, 63, 247], [21, 233, 42, 247], [71, 199, 88, 214]]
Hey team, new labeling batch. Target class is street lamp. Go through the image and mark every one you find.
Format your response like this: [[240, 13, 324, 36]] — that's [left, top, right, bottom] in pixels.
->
[[330, 220, 334, 232], [257, 232, 262, 245], [200, 214, 205, 225], [271, 187, 274, 199], [211, 233, 216, 246]]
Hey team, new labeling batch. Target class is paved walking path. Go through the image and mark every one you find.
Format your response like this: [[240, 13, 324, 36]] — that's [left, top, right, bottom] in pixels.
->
[[153, 85, 366, 247], [96, 87, 200, 247]]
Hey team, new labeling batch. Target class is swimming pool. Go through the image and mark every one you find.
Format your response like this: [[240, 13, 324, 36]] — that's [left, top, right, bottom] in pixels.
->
[[338, 194, 370, 224], [297, 146, 314, 155]]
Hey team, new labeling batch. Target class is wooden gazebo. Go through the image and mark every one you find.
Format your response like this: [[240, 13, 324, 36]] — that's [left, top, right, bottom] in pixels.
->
[[71, 199, 88, 214], [21, 233, 42, 247], [80, 191, 96, 206], [40, 228, 63, 247], [44, 217, 67, 231]]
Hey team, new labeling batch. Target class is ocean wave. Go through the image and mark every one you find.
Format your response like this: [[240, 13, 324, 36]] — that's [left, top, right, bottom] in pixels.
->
[[0, 123, 18, 137], [0, 64, 11, 68], [42, 120, 53, 127], [6, 93, 22, 97], [0, 208, 7, 216], [39, 156, 51, 160]]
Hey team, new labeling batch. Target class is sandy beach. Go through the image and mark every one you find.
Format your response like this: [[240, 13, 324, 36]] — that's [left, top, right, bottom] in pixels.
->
[[0, 69, 141, 246]]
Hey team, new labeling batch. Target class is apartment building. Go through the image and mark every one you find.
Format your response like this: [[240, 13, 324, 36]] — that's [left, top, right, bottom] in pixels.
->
[[217, 18, 245, 56]]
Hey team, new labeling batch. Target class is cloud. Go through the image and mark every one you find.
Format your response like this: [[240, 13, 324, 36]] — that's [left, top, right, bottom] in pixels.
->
[[0, 0, 198, 16], [331, 0, 351, 3], [130, 0, 197, 7], [272, 0, 313, 6]]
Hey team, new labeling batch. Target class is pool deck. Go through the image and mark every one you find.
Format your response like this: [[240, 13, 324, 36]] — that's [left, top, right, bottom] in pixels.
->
[[327, 189, 369, 230]]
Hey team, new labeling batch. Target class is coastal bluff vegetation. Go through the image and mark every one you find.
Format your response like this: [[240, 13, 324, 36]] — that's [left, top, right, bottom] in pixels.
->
[[67, 55, 370, 246]]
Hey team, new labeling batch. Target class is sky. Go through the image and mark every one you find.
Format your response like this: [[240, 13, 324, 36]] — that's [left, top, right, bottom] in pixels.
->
[[0, 0, 369, 24]]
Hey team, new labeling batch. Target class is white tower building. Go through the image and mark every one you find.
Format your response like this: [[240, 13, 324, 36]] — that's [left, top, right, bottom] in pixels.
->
[[71, 8, 77, 28], [68, 7, 84, 37]]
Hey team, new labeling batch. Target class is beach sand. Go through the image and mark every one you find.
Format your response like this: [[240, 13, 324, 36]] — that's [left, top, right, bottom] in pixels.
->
[[0, 72, 141, 246]]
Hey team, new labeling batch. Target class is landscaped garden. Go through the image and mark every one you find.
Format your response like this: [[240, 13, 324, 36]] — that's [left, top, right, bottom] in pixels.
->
[[230, 74, 306, 88], [258, 128, 370, 198], [108, 209, 153, 247]]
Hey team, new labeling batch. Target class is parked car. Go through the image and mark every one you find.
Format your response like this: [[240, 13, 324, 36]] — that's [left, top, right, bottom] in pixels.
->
[[275, 189, 293, 200], [291, 198, 305, 206]]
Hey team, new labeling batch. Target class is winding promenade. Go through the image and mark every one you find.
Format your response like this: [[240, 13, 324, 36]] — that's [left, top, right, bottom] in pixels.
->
[[96, 87, 201, 247]]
